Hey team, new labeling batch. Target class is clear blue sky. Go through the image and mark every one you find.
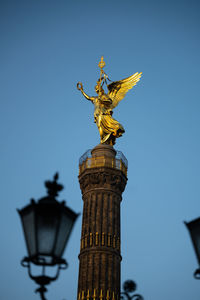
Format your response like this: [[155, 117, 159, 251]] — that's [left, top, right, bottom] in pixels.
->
[[1, 0, 200, 299]]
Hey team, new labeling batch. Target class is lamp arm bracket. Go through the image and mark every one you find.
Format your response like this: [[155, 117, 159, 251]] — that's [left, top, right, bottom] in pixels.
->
[[120, 292, 144, 300], [130, 294, 144, 300]]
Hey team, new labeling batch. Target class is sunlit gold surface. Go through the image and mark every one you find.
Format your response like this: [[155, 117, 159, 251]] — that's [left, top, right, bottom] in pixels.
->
[[77, 57, 142, 145]]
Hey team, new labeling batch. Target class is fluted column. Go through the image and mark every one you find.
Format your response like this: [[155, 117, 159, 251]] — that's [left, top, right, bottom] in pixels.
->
[[77, 144, 127, 300]]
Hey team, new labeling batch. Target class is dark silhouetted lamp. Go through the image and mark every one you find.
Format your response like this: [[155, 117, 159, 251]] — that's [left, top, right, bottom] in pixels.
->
[[18, 173, 79, 300], [120, 280, 144, 300], [185, 217, 200, 279]]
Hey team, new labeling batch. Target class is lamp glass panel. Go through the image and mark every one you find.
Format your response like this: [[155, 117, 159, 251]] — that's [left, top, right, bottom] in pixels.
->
[[37, 208, 59, 255], [194, 234, 200, 262], [189, 220, 200, 264], [21, 209, 36, 257], [54, 212, 75, 257]]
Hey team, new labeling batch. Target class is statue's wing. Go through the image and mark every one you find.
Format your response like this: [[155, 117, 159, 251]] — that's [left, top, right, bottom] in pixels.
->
[[107, 72, 142, 109]]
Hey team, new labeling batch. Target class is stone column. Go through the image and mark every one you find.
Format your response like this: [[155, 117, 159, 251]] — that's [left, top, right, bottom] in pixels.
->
[[77, 144, 127, 300]]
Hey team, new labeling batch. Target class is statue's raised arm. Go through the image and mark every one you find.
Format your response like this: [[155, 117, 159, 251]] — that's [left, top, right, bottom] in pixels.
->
[[77, 82, 95, 102], [77, 57, 142, 146]]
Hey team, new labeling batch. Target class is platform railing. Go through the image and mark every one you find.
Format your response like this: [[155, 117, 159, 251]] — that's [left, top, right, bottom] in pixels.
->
[[79, 150, 128, 176]]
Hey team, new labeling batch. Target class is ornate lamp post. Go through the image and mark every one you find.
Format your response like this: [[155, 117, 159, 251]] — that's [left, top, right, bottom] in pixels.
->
[[185, 217, 200, 279], [120, 280, 144, 300], [18, 173, 79, 300]]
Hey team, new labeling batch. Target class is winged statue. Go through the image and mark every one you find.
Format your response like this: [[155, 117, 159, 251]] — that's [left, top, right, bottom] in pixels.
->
[[77, 57, 142, 146]]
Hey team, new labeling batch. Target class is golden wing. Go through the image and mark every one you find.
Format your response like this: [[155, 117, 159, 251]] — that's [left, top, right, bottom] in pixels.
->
[[107, 72, 142, 109]]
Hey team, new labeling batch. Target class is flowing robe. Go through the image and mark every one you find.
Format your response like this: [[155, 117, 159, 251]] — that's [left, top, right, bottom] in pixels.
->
[[92, 96, 125, 144]]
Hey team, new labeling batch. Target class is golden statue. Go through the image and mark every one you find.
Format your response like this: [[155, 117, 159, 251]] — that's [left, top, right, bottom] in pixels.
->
[[77, 57, 142, 145]]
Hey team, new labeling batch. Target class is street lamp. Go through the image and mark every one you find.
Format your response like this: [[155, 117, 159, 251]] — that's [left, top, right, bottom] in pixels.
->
[[121, 280, 144, 300], [18, 173, 79, 300], [185, 217, 200, 279]]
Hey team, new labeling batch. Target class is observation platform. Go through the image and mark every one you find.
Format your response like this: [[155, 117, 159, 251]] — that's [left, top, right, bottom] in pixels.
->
[[79, 144, 128, 177]]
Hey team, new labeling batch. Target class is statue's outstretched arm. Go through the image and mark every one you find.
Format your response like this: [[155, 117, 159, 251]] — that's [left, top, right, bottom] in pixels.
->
[[77, 82, 94, 102]]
